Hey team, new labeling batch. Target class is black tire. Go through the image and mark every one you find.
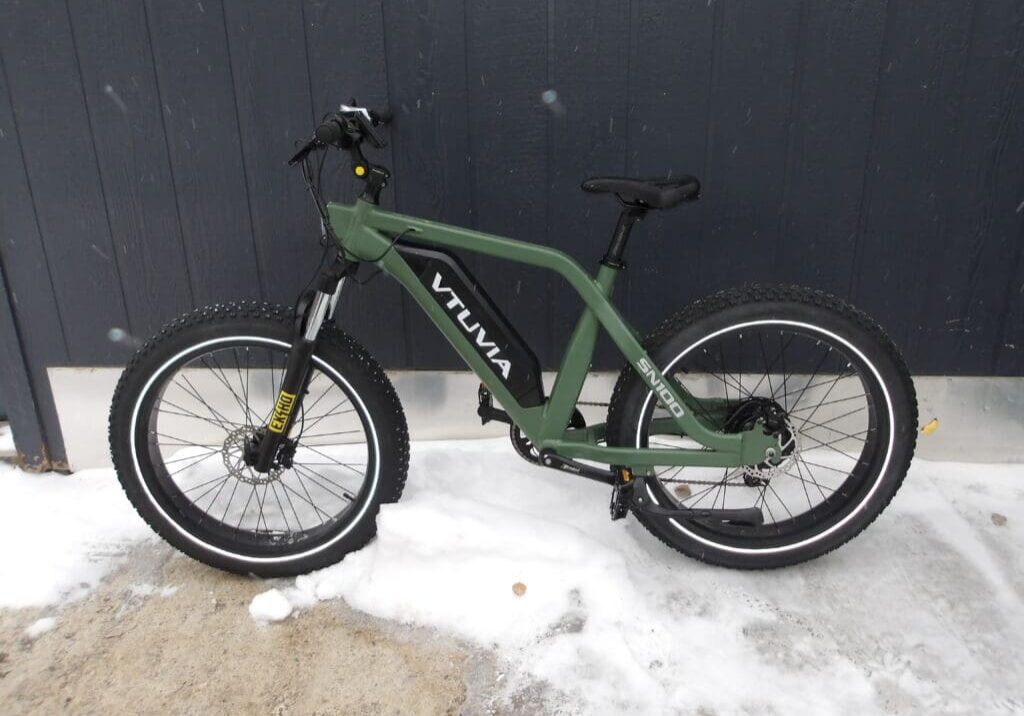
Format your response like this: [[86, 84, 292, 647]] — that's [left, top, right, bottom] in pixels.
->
[[109, 302, 409, 577], [606, 284, 917, 569]]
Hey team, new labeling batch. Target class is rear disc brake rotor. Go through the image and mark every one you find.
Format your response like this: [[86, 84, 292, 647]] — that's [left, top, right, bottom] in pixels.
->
[[721, 398, 797, 486]]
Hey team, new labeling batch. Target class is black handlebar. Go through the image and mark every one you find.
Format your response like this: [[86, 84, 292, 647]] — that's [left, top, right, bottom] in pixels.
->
[[288, 103, 391, 166]]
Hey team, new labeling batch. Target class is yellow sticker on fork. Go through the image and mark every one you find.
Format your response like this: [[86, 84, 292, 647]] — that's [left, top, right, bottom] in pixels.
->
[[268, 391, 297, 434]]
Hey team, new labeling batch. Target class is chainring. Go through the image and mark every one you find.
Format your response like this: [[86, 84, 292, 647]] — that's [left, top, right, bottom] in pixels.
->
[[511, 408, 586, 464]]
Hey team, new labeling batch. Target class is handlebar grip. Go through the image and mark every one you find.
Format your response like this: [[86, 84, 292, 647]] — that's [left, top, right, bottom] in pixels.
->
[[314, 119, 345, 145]]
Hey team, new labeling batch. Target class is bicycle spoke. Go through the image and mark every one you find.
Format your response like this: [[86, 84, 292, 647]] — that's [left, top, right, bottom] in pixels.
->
[[640, 320, 882, 540], [183, 471, 232, 496], [785, 347, 834, 413], [793, 365, 855, 431], [786, 392, 864, 413], [301, 399, 355, 434], [202, 353, 254, 426], [294, 444, 367, 478], [236, 484, 257, 530], [175, 373, 238, 431], [800, 416, 871, 443], [273, 479, 302, 532], [162, 447, 219, 465], [268, 481, 292, 532], [284, 476, 334, 522], [292, 463, 355, 502], [168, 450, 220, 476], [146, 341, 376, 548]]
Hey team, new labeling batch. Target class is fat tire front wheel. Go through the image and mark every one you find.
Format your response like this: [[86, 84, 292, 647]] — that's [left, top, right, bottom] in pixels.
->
[[109, 302, 409, 577], [606, 285, 917, 569]]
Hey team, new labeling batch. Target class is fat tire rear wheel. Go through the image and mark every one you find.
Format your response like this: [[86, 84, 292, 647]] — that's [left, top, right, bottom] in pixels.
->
[[109, 302, 409, 577], [606, 284, 917, 569]]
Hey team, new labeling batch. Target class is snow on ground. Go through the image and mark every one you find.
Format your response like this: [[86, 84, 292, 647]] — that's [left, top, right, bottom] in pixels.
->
[[261, 440, 1024, 715], [0, 462, 152, 608], [0, 423, 15, 455], [1, 441, 1022, 713], [23, 616, 58, 639]]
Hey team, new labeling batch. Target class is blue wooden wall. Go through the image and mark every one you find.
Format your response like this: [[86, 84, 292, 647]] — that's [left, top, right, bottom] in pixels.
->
[[2, 0, 1023, 465]]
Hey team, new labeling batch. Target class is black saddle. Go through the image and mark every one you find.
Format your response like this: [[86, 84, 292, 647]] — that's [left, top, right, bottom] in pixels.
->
[[581, 175, 701, 210]]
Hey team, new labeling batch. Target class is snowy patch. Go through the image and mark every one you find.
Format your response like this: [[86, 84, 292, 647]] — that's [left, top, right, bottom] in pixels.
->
[[127, 583, 179, 599], [0, 435, 1020, 712], [24, 616, 57, 639], [262, 439, 1024, 715], [0, 463, 152, 608], [249, 588, 294, 623], [0, 423, 15, 455]]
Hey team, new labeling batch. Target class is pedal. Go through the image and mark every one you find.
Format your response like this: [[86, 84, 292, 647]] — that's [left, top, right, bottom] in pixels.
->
[[609, 471, 633, 521], [477, 384, 511, 425]]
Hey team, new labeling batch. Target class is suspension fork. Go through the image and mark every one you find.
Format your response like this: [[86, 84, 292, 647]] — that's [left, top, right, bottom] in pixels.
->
[[252, 255, 351, 472]]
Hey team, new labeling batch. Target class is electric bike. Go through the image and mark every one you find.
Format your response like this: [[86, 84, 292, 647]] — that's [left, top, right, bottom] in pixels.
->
[[109, 101, 917, 576]]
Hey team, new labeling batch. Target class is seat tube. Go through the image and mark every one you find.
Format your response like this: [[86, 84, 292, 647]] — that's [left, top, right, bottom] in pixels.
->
[[542, 263, 621, 436]]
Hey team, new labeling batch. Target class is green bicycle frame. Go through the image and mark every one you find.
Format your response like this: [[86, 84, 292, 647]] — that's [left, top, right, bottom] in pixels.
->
[[327, 199, 777, 469]]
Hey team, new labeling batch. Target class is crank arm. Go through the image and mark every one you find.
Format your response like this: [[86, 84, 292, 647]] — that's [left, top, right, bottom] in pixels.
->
[[631, 480, 764, 526], [537, 450, 617, 486]]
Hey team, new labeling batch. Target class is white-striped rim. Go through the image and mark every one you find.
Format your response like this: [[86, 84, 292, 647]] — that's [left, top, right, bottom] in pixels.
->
[[129, 336, 381, 564], [635, 319, 895, 555]]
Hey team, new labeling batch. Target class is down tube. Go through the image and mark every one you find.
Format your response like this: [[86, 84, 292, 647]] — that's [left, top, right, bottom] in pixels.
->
[[372, 234, 547, 439]]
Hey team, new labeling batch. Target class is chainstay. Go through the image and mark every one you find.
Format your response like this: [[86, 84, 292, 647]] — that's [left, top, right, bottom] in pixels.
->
[[576, 400, 739, 486]]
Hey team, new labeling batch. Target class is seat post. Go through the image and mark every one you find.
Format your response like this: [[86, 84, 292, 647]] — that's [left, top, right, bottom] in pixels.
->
[[601, 205, 647, 269]]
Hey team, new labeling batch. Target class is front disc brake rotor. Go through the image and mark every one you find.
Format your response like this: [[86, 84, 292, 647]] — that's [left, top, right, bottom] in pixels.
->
[[226, 427, 282, 485]]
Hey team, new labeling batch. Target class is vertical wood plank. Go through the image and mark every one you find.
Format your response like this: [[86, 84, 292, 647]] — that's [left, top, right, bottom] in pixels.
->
[[0, 53, 67, 465], [145, 0, 262, 306], [223, 0, 321, 307], [0, 263, 60, 467], [547, 0, 631, 368], [851, 0, 976, 370], [0, 0, 131, 363], [626, 0, 716, 338], [775, 1, 887, 294], [929, 1, 1024, 374], [946, 1, 1024, 375], [697, 0, 802, 289], [464, 0, 551, 364], [68, 0, 195, 338], [381, 0, 472, 369], [303, 0, 407, 366]]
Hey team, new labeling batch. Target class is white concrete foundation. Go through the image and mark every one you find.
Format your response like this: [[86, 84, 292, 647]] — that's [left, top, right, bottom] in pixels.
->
[[46, 367, 1024, 470]]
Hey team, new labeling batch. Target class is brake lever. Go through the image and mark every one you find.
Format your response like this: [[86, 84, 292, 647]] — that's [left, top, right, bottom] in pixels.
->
[[355, 113, 386, 149], [339, 102, 387, 149]]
